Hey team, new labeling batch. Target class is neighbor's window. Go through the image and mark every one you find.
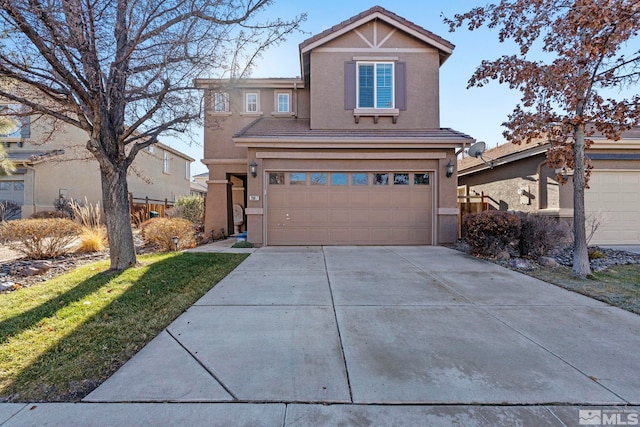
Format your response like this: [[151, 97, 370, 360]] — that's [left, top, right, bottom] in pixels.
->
[[213, 92, 229, 113], [0, 104, 29, 138], [245, 92, 258, 113], [185, 161, 190, 180], [163, 151, 169, 173], [357, 62, 394, 109], [277, 93, 290, 113]]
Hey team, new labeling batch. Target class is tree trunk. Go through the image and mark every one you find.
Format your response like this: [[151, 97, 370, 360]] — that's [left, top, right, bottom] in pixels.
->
[[571, 125, 591, 278], [101, 162, 137, 270]]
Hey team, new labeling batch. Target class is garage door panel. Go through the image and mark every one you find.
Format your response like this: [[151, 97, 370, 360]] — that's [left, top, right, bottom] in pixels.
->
[[267, 171, 433, 245], [310, 228, 329, 242], [369, 209, 392, 225], [372, 228, 390, 242], [329, 191, 350, 207], [330, 209, 350, 224], [310, 209, 330, 225], [351, 191, 370, 205], [370, 192, 391, 205], [586, 171, 640, 244]]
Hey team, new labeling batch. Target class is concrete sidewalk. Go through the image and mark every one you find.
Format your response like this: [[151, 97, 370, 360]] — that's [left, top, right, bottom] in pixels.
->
[[2, 246, 639, 426]]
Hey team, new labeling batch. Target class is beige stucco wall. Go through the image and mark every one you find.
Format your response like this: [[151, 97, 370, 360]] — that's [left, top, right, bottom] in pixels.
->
[[14, 119, 192, 217]]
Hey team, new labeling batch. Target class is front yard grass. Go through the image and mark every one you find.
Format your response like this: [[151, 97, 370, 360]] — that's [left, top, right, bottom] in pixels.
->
[[526, 264, 640, 315], [0, 252, 247, 402]]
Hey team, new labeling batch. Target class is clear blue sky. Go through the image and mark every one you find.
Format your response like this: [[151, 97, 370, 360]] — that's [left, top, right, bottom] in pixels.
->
[[176, 1, 525, 177]]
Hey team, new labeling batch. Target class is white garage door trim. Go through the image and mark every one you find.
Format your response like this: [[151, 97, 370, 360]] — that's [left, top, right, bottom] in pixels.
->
[[263, 167, 438, 246], [585, 169, 640, 245]]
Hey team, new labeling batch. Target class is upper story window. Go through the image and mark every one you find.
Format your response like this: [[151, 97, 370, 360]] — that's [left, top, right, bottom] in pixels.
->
[[277, 93, 289, 113], [163, 151, 170, 173], [344, 60, 406, 121], [0, 104, 30, 139], [357, 62, 394, 109], [185, 160, 190, 180], [213, 92, 229, 113], [245, 92, 258, 113]]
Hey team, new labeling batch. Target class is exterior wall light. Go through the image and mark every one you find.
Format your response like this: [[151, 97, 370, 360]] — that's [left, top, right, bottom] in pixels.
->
[[249, 160, 258, 178], [446, 160, 455, 178]]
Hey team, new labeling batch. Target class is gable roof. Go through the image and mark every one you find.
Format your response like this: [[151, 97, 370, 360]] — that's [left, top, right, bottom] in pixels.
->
[[458, 125, 640, 175], [458, 141, 549, 174], [300, 6, 454, 56], [298, 5, 455, 80]]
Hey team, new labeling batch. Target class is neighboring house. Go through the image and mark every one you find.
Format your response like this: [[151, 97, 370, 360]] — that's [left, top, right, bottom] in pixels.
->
[[196, 6, 473, 245], [190, 172, 208, 197], [0, 111, 194, 218], [457, 127, 640, 245]]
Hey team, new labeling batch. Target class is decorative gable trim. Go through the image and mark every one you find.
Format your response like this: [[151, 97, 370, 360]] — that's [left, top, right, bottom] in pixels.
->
[[299, 6, 454, 62]]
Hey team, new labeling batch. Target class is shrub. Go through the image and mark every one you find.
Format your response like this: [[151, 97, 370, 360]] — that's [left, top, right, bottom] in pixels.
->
[[54, 197, 74, 218], [76, 226, 107, 253], [31, 210, 69, 219], [0, 200, 21, 221], [140, 218, 196, 251], [231, 241, 254, 248], [169, 195, 204, 226], [518, 213, 570, 258], [462, 210, 521, 257], [70, 198, 103, 228], [68, 198, 106, 253], [0, 218, 82, 259]]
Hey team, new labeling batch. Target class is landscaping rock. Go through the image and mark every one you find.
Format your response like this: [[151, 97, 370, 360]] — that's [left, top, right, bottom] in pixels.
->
[[509, 258, 534, 270], [0, 281, 16, 291], [496, 251, 510, 261], [538, 256, 558, 267]]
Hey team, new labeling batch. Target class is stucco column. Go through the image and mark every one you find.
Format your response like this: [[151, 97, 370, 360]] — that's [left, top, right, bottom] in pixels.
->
[[204, 179, 230, 239], [438, 154, 459, 244]]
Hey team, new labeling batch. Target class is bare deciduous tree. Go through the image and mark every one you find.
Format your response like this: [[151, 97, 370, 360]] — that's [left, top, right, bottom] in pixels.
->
[[0, 0, 305, 270], [446, 0, 640, 277]]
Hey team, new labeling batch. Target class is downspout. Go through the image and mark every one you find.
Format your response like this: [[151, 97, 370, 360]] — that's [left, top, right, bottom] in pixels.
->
[[293, 82, 298, 119], [23, 163, 37, 217]]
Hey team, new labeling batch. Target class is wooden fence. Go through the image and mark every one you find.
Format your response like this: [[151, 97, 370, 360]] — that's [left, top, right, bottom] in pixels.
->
[[457, 187, 489, 238], [130, 194, 174, 226]]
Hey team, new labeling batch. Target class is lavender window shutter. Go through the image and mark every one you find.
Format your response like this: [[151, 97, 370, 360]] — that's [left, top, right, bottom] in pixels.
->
[[395, 62, 407, 110], [344, 61, 356, 110]]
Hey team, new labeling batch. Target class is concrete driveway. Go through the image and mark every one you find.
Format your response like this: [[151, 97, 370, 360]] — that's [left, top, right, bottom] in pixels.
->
[[5, 246, 639, 426]]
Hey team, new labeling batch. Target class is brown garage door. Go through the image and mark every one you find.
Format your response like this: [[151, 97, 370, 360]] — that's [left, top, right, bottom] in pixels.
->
[[266, 171, 433, 245]]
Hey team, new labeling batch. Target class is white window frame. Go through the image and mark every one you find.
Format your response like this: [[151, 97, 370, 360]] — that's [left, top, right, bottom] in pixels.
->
[[212, 92, 230, 113], [275, 92, 290, 113], [185, 160, 190, 180], [356, 61, 395, 110], [245, 92, 259, 113], [163, 151, 170, 174]]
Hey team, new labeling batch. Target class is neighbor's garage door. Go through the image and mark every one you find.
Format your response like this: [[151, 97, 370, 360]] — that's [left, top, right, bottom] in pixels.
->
[[0, 179, 24, 220], [266, 171, 433, 245], [585, 171, 640, 244]]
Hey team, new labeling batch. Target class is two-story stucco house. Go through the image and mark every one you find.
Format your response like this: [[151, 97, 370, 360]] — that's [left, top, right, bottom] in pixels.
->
[[196, 6, 474, 245], [0, 110, 194, 218]]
